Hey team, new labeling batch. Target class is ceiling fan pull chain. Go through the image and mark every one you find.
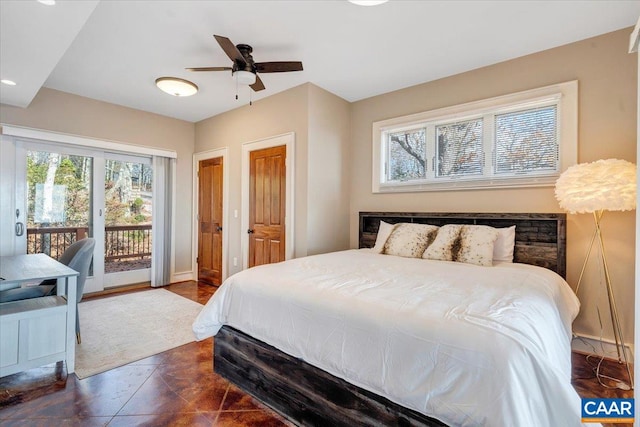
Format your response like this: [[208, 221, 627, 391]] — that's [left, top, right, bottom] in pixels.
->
[[249, 88, 252, 106], [235, 77, 239, 100]]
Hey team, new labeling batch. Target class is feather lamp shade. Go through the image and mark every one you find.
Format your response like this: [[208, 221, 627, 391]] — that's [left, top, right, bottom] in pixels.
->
[[554, 158, 636, 389], [554, 159, 636, 214]]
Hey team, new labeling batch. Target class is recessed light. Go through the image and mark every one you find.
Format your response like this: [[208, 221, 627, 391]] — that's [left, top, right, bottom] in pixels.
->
[[155, 77, 198, 97], [37, 0, 56, 5], [1, 79, 17, 86], [348, 0, 388, 5]]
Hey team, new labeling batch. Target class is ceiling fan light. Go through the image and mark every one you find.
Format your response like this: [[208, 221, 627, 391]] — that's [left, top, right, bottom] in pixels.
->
[[233, 70, 257, 86], [155, 77, 198, 97]]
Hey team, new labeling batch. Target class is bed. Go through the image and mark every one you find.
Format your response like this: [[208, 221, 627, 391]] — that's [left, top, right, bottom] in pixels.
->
[[193, 212, 585, 426]]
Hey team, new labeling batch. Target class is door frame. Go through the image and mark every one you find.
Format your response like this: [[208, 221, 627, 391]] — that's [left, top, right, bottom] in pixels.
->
[[192, 147, 229, 283], [241, 133, 295, 269]]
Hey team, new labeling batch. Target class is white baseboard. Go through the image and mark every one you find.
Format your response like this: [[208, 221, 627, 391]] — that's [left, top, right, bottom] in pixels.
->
[[572, 333, 635, 361], [171, 270, 195, 283]]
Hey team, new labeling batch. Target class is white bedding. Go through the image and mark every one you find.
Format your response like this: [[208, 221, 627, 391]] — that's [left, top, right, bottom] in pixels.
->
[[193, 249, 587, 427]]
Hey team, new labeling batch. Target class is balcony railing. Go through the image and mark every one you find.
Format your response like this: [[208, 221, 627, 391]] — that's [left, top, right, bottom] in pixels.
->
[[105, 224, 152, 261], [27, 225, 152, 272], [27, 226, 90, 260]]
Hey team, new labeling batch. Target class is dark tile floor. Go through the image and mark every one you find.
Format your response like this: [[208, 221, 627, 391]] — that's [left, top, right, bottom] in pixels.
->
[[0, 281, 634, 426], [0, 282, 292, 427]]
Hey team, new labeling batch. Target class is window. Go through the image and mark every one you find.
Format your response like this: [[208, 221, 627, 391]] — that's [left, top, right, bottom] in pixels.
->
[[436, 118, 483, 178], [372, 81, 577, 192]]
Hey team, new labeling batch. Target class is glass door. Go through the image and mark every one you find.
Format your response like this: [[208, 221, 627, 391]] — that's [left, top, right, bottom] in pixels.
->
[[26, 149, 93, 255], [16, 141, 154, 293], [21, 146, 104, 293], [103, 155, 152, 287]]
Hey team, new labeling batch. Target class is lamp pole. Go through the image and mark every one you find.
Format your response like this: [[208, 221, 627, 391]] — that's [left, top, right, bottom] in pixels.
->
[[575, 210, 633, 389]]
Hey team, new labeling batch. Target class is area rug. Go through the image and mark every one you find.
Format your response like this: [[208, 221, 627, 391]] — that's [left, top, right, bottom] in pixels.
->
[[74, 289, 203, 379]]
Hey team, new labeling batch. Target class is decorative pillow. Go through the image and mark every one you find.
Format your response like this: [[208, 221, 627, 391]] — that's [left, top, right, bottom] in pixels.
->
[[423, 224, 499, 266], [372, 221, 395, 253], [493, 226, 516, 263], [383, 223, 439, 258]]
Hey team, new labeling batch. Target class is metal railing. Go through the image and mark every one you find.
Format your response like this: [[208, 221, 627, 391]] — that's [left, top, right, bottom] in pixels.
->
[[27, 225, 152, 264]]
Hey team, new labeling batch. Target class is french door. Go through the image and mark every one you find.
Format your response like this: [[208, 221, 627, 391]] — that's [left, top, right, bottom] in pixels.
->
[[15, 141, 153, 293]]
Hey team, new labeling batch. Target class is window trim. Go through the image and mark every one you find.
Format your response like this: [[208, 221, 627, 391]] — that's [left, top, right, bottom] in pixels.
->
[[372, 81, 578, 193]]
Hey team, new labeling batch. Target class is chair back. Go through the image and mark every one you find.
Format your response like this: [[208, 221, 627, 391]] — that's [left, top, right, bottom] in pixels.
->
[[61, 238, 96, 302]]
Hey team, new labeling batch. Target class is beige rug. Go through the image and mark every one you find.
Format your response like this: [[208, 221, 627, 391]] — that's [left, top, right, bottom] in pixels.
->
[[74, 289, 203, 379]]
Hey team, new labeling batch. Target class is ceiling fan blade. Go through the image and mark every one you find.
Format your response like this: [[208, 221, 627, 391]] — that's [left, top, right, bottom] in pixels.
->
[[214, 35, 246, 68], [250, 75, 265, 92], [186, 67, 232, 72], [255, 61, 303, 73]]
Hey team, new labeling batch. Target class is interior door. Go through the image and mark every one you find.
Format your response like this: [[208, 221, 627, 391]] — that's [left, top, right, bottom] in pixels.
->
[[198, 157, 223, 285], [248, 145, 286, 267]]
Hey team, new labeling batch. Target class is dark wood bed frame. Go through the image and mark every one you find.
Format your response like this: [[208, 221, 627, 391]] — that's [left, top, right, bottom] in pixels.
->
[[214, 212, 567, 426]]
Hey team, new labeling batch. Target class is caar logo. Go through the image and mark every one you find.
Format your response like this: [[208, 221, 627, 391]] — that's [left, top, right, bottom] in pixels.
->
[[581, 398, 634, 423]]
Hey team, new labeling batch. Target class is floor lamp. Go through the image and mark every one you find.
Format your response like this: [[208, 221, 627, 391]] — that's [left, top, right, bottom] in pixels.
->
[[555, 158, 636, 390]]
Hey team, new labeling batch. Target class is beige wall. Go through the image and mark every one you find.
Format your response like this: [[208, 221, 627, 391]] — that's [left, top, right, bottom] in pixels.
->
[[195, 84, 310, 276], [195, 83, 351, 276], [349, 28, 637, 346], [0, 88, 195, 273], [307, 84, 351, 254]]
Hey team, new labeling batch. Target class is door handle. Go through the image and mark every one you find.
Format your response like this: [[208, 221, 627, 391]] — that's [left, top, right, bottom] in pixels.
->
[[247, 229, 254, 234], [216, 226, 223, 232], [15, 209, 24, 236]]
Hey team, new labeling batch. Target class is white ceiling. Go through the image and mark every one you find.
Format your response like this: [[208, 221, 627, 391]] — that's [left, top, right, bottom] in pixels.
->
[[1, 0, 639, 123]]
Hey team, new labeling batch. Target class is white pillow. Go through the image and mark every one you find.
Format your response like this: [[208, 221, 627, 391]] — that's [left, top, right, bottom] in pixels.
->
[[493, 226, 516, 263], [383, 223, 439, 258], [423, 224, 499, 267], [372, 221, 395, 253]]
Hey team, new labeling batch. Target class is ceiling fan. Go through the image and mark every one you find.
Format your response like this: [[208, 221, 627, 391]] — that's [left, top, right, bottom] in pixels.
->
[[186, 35, 303, 92]]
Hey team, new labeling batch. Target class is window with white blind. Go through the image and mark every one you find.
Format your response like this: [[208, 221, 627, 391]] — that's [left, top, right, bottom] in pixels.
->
[[372, 81, 578, 192]]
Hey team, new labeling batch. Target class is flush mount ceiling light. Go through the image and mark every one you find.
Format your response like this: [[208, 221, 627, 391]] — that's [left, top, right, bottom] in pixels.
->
[[348, 0, 388, 5], [37, 0, 56, 5], [1, 79, 17, 86], [233, 70, 257, 86], [155, 77, 198, 97]]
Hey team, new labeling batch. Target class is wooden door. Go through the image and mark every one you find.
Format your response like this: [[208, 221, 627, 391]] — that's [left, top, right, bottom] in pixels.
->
[[248, 145, 286, 267], [198, 157, 223, 285]]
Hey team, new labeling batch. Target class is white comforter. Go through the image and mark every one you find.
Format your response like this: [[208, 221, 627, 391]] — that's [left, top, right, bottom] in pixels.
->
[[193, 249, 586, 427]]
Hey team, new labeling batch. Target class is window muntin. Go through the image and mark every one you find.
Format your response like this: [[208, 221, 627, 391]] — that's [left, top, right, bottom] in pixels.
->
[[372, 81, 577, 192]]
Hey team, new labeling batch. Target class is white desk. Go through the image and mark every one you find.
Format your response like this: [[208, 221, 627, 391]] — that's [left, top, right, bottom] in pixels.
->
[[0, 254, 78, 377]]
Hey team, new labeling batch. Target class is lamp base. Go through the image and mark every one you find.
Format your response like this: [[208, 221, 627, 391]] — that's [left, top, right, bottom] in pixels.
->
[[575, 210, 633, 389]]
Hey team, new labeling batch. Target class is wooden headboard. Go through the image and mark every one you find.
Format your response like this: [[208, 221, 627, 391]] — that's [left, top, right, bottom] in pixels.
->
[[359, 212, 567, 278]]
